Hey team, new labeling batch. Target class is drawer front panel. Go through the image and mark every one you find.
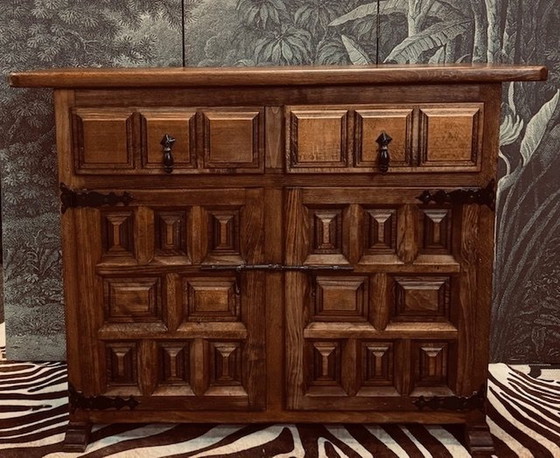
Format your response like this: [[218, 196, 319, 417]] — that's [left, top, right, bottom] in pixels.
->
[[72, 107, 264, 174], [286, 104, 483, 174]]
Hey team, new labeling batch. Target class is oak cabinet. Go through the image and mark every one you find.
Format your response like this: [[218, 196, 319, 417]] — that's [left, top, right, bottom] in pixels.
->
[[10, 64, 547, 454]]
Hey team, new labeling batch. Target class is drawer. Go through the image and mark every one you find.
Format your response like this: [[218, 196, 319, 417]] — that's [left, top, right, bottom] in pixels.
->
[[286, 103, 483, 173], [71, 107, 264, 174]]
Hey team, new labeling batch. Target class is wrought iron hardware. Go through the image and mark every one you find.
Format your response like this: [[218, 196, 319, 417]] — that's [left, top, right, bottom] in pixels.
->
[[416, 179, 496, 210], [160, 133, 176, 173], [60, 183, 133, 214], [68, 383, 139, 413], [376, 131, 392, 174], [413, 385, 486, 412], [200, 264, 353, 295]]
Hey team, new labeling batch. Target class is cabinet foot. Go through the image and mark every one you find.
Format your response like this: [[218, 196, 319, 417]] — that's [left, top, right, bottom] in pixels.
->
[[465, 421, 495, 457], [63, 421, 92, 452]]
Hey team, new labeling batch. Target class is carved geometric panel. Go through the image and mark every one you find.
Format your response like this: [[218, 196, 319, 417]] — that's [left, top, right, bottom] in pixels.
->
[[420, 208, 452, 253], [184, 277, 240, 321], [308, 341, 342, 387], [154, 210, 189, 257], [105, 342, 138, 387], [207, 209, 241, 259], [288, 109, 348, 169], [414, 342, 449, 387], [391, 276, 451, 321], [140, 110, 196, 170], [419, 105, 482, 169], [202, 110, 262, 170], [103, 277, 162, 322], [314, 276, 368, 321], [157, 341, 191, 386], [361, 342, 394, 387], [101, 210, 135, 258], [364, 208, 397, 255], [72, 109, 135, 171], [208, 341, 243, 387], [355, 108, 413, 168]]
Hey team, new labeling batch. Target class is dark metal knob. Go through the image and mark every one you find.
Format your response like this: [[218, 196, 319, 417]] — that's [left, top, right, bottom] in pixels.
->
[[376, 131, 392, 174], [160, 134, 176, 173]]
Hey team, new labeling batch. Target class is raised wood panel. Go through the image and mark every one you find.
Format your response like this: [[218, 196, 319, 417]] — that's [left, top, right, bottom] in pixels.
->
[[101, 210, 135, 259], [390, 275, 451, 322], [360, 342, 395, 387], [419, 104, 483, 170], [154, 209, 190, 259], [207, 341, 244, 390], [413, 341, 450, 390], [355, 108, 413, 168], [103, 276, 163, 323], [72, 109, 134, 172], [104, 342, 139, 390], [306, 341, 344, 394], [420, 208, 453, 254], [304, 205, 349, 265], [314, 276, 368, 322], [288, 108, 348, 170], [157, 341, 192, 389], [140, 110, 196, 171], [204, 208, 243, 264], [363, 208, 398, 257], [202, 109, 263, 170], [184, 277, 240, 322]]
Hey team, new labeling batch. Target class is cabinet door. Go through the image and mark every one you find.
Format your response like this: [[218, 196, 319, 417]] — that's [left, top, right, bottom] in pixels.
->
[[67, 188, 265, 411], [285, 187, 491, 411]]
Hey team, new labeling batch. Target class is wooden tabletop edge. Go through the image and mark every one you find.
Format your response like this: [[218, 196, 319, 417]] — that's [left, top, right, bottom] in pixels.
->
[[9, 65, 549, 88]]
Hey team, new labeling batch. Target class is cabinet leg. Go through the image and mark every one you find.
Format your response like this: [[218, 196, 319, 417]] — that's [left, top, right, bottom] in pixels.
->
[[63, 421, 92, 452], [465, 420, 495, 457]]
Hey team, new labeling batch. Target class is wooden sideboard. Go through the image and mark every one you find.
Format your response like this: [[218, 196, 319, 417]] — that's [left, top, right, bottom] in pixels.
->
[[10, 64, 547, 454]]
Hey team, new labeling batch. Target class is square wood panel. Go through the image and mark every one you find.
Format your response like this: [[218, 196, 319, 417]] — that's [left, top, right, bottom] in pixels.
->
[[103, 277, 163, 322], [314, 276, 368, 321], [390, 275, 451, 322], [183, 277, 240, 321], [72, 108, 134, 172]]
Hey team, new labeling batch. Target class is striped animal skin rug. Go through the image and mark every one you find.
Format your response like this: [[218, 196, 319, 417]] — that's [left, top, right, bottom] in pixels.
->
[[0, 354, 558, 457]]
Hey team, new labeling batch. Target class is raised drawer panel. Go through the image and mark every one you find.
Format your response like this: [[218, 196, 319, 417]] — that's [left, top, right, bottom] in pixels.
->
[[419, 104, 483, 170], [355, 108, 413, 168], [72, 108, 134, 171], [202, 109, 263, 171], [140, 110, 196, 170], [288, 108, 349, 169]]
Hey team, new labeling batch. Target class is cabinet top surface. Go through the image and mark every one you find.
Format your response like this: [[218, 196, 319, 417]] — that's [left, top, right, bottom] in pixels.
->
[[9, 64, 547, 88]]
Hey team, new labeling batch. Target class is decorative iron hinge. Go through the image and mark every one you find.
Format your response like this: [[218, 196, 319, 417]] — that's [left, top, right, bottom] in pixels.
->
[[413, 385, 486, 412], [416, 180, 496, 210], [68, 383, 139, 413], [60, 183, 133, 214], [200, 264, 353, 295]]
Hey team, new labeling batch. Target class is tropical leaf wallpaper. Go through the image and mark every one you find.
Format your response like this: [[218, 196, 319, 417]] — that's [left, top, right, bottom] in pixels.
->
[[1, 0, 558, 362]]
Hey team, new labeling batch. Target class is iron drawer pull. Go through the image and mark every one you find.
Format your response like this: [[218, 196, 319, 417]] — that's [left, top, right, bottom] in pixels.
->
[[160, 134, 176, 173], [376, 131, 392, 174]]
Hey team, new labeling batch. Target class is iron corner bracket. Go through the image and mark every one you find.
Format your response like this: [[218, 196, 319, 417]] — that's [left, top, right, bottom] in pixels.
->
[[60, 183, 133, 214], [68, 383, 139, 413], [413, 384, 486, 412], [416, 180, 496, 211]]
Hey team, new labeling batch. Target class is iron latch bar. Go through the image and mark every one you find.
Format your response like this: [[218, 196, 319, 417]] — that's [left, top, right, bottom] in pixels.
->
[[60, 183, 133, 214], [416, 179, 496, 210], [200, 264, 353, 295]]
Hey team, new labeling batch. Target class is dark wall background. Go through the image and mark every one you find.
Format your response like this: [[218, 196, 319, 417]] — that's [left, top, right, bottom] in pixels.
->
[[1, 0, 559, 362]]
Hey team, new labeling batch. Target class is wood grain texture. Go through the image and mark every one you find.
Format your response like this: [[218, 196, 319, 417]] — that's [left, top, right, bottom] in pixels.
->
[[10, 64, 547, 88]]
